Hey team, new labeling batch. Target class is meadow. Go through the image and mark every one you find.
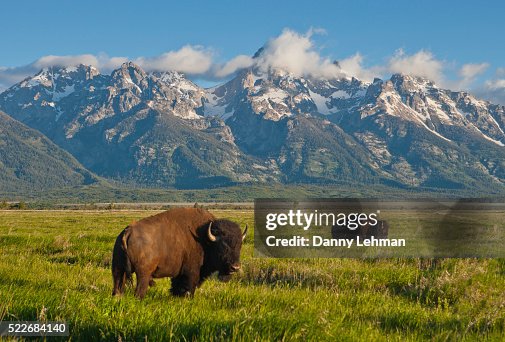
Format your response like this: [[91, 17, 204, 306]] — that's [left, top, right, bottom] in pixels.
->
[[0, 209, 504, 341]]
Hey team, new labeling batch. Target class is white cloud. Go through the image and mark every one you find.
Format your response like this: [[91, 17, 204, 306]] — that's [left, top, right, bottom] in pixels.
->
[[470, 67, 505, 106], [134, 45, 213, 74], [214, 55, 254, 78], [476, 82, 505, 106], [486, 79, 505, 90], [253, 29, 344, 79], [385, 51, 492, 92], [337, 53, 383, 82], [482, 70, 505, 105], [454, 62, 489, 89], [33, 54, 100, 69], [387, 49, 444, 84], [459, 63, 489, 80], [96, 54, 129, 71]]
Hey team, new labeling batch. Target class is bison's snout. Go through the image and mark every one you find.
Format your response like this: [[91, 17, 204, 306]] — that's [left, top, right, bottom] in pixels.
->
[[230, 264, 241, 272]]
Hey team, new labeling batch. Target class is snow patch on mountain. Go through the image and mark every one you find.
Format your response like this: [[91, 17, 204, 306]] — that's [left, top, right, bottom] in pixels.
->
[[308, 89, 331, 114], [203, 91, 234, 119], [53, 84, 75, 101]]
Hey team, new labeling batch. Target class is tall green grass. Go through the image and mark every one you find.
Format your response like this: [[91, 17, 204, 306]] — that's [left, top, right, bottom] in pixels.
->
[[0, 210, 504, 341]]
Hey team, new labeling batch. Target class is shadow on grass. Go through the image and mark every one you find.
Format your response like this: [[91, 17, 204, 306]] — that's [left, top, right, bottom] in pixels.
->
[[376, 310, 503, 338], [238, 264, 337, 291], [49, 255, 79, 265], [69, 319, 251, 341]]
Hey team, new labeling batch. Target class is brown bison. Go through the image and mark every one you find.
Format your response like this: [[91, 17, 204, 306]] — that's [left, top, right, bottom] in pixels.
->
[[112, 208, 247, 298]]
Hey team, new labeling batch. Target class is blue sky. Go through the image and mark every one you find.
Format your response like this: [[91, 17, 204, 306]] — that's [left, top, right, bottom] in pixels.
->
[[1, 0, 505, 101]]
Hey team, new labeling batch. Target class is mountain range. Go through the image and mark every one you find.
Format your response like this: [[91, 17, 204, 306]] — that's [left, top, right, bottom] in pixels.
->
[[1, 53, 505, 193]]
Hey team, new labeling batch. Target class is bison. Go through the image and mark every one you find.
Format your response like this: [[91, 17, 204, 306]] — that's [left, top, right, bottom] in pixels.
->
[[112, 208, 247, 298]]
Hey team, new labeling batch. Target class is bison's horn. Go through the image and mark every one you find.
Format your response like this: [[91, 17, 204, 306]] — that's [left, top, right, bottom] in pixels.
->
[[207, 222, 217, 242], [242, 224, 248, 241]]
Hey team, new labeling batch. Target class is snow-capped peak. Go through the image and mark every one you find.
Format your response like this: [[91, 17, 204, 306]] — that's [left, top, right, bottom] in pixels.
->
[[202, 66, 368, 121]]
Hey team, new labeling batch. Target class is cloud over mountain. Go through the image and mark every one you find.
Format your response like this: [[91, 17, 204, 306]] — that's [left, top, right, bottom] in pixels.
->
[[387, 49, 444, 84], [252, 29, 343, 79], [134, 45, 214, 74], [0, 28, 499, 102], [213, 55, 254, 78], [474, 68, 505, 106]]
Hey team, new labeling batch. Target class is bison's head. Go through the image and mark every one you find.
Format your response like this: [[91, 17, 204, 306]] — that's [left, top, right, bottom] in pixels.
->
[[205, 220, 247, 281]]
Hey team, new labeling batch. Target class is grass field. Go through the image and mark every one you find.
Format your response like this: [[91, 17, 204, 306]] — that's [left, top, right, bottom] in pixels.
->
[[0, 210, 504, 341]]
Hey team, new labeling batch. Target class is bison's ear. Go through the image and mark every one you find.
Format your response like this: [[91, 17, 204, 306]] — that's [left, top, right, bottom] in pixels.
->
[[242, 224, 248, 241], [207, 222, 218, 242]]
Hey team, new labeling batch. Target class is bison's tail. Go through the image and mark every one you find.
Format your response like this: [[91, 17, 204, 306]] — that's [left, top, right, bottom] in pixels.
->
[[112, 227, 132, 296]]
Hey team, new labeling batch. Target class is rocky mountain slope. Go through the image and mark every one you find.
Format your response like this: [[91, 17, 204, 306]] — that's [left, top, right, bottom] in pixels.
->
[[1, 60, 505, 191], [0, 110, 99, 193]]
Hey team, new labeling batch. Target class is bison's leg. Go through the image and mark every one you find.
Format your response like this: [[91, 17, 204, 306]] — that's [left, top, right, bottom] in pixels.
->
[[149, 278, 156, 287], [112, 271, 126, 296], [170, 273, 198, 297], [170, 275, 187, 296], [134, 273, 151, 299], [187, 275, 199, 296]]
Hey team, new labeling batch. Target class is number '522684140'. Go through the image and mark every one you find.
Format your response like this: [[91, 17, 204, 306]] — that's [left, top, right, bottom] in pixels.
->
[[0, 321, 69, 336]]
